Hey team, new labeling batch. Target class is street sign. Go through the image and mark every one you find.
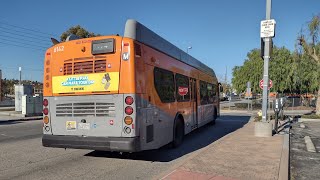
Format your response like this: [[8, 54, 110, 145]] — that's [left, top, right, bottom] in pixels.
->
[[246, 81, 252, 98], [259, 79, 273, 90], [260, 19, 276, 38], [246, 88, 252, 98], [247, 81, 251, 88], [178, 86, 188, 96]]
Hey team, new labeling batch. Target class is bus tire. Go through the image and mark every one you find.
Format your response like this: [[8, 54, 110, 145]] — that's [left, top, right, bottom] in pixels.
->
[[172, 117, 184, 148], [209, 109, 217, 125]]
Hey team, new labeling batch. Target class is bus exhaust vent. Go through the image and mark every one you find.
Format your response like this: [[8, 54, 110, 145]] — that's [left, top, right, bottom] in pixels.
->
[[56, 102, 115, 117]]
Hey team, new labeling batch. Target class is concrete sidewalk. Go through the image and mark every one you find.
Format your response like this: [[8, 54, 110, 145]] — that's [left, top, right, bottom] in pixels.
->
[[0, 106, 42, 122], [160, 119, 289, 180]]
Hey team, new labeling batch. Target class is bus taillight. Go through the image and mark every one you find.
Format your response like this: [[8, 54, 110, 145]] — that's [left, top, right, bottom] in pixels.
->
[[125, 96, 134, 105], [43, 99, 48, 106], [43, 116, 49, 124], [125, 106, 133, 115], [43, 108, 49, 115], [124, 116, 133, 125]]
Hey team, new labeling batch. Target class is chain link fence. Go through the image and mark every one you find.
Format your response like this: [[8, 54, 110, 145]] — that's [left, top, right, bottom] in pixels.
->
[[224, 94, 317, 111], [282, 95, 317, 110]]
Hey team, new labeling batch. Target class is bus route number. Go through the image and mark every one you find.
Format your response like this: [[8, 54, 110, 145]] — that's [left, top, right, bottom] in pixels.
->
[[54, 46, 64, 53]]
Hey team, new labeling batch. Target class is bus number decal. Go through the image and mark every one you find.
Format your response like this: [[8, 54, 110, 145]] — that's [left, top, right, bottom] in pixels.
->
[[54, 46, 64, 53]]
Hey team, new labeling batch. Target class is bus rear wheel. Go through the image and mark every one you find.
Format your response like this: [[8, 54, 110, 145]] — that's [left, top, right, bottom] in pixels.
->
[[209, 109, 217, 125], [172, 118, 184, 148]]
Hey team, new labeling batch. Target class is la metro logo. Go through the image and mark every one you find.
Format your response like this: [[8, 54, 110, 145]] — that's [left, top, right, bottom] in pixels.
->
[[122, 52, 129, 60]]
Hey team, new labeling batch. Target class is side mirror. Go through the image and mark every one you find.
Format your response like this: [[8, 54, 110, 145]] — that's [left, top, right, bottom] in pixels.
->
[[218, 83, 223, 92]]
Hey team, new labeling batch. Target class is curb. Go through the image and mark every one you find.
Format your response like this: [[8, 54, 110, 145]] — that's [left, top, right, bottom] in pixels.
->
[[278, 120, 290, 180], [299, 118, 320, 122], [155, 115, 254, 180], [0, 116, 42, 122]]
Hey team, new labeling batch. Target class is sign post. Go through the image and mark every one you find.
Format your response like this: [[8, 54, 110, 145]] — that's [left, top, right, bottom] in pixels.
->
[[255, 0, 274, 137], [246, 82, 251, 110], [261, 0, 275, 123]]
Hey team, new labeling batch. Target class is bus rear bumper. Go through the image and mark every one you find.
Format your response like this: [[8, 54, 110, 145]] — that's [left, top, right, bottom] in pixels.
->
[[42, 135, 140, 152]]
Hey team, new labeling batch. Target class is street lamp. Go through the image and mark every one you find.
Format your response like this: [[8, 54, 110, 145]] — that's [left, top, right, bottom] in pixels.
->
[[186, 46, 192, 54]]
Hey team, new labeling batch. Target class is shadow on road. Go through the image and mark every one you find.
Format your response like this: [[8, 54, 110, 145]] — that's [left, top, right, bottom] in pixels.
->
[[0, 121, 22, 125], [85, 115, 250, 162]]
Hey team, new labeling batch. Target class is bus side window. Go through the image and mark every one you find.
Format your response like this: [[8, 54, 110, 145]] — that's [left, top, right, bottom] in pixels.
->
[[200, 81, 208, 105], [207, 83, 214, 103], [154, 67, 175, 103]]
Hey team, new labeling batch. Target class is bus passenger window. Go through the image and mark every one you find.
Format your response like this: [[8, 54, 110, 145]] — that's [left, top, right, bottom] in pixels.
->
[[154, 67, 175, 103], [200, 81, 208, 105], [207, 83, 214, 103]]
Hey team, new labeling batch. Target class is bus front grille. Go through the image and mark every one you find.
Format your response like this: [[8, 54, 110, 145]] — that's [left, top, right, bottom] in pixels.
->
[[56, 102, 115, 117]]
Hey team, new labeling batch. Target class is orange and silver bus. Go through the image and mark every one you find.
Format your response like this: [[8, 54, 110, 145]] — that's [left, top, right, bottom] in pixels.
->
[[42, 19, 220, 152]]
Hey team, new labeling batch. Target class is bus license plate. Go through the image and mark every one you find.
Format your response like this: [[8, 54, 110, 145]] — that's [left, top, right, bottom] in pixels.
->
[[78, 123, 90, 130]]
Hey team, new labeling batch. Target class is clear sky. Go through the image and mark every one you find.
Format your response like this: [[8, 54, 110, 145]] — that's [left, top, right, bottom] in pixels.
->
[[0, 0, 319, 82]]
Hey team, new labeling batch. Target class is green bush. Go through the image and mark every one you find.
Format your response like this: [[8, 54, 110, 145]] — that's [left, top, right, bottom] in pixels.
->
[[234, 102, 262, 109], [234, 103, 248, 109], [301, 114, 320, 119]]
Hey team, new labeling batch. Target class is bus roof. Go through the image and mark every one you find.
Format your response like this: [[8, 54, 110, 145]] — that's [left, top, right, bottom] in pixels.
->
[[124, 19, 216, 77]]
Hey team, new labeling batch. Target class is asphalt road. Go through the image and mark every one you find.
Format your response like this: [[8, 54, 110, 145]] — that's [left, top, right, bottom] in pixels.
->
[[290, 120, 320, 180], [0, 113, 250, 180]]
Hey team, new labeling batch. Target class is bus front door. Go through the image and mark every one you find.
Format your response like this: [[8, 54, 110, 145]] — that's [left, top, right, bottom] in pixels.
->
[[190, 78, 198, 129]]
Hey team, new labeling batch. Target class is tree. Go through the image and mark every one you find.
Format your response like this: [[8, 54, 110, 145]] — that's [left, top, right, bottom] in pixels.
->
[[232, 47, 296, 94], [299, 15, 320, 114], [232, 49, 263, 94], [60, 25, 101, 41]]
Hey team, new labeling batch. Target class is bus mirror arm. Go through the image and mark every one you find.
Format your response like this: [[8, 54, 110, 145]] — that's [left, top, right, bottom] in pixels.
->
[[51, 38, 60, 45]]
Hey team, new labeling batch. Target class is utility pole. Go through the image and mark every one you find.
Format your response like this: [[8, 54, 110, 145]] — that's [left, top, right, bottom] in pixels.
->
[[224, 66, 227, 84], [261, 0, 272, 122]]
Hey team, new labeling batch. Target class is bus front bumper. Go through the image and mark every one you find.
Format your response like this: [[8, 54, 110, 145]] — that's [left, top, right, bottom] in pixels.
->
[[42, 135, 140, 152]]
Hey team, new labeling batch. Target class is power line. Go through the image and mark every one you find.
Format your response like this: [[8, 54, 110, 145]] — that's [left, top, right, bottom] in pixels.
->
[[0, 37, 49, 49], [0, 33, 51, 46], [0, 25, 52, 39], [0, 20, 58, 37], [0, 41, 45, 51], [0, 29, 51, 43]]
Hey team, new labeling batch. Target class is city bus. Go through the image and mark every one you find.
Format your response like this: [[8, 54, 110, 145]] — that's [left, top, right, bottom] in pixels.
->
[[42, 19, 220, 152]]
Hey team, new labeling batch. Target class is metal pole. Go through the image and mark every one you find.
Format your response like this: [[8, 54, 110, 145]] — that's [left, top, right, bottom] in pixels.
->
[[262, 0, 272, 122]]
